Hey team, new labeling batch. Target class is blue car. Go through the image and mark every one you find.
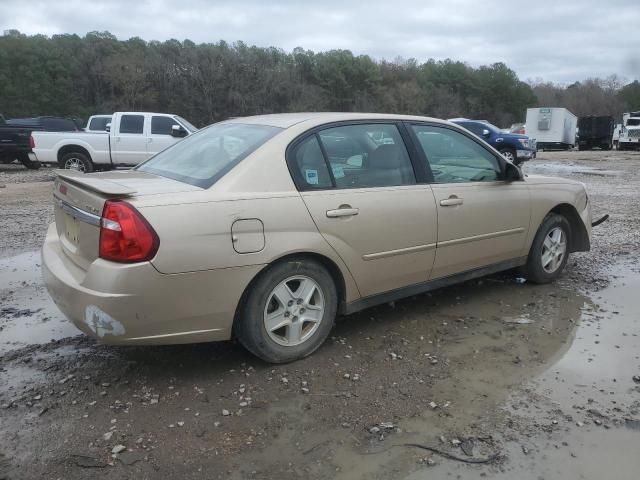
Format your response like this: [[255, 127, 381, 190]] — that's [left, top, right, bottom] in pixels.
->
[[449, 118, 536, 165]]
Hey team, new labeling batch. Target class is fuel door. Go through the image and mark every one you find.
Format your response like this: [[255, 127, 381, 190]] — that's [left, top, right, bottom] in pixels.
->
[[231, 219, 265, 254]]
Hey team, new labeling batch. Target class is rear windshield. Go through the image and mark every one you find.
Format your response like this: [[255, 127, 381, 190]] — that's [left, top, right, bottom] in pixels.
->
[[136, 123, 282, 188]]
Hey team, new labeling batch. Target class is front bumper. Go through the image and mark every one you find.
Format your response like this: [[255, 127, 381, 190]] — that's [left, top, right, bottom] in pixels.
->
[[42, 223, 264, 345], [516, 149, 535, 160]]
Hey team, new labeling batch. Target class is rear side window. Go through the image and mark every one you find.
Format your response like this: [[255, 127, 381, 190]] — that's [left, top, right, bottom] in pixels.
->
[[290, 123, 416, 190], [137, 123, 282, 188], [89, 117, 111, 131], [119, 115, 144, 134], [151, 116, 180, 135]]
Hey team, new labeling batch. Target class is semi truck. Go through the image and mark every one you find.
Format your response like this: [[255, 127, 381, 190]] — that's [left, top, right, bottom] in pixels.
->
[[525, 107, 577, 150], [618, 112, 640, 151], [577, 115, 614, 150]]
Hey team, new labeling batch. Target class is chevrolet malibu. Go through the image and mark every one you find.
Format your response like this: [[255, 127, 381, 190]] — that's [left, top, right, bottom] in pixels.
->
[[43, 113, 593, 363]]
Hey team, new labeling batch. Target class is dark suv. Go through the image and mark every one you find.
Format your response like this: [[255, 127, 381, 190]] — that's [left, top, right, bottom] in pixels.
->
[[450, 118, 535, 165]]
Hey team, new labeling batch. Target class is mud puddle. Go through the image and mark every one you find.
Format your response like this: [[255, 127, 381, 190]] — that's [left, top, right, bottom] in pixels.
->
[[0, 251, 80, 354], [524, 162, 623, 177]]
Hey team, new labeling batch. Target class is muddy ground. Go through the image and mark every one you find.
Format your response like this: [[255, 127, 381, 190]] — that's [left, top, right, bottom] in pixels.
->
[[1, 151, 639, 479]]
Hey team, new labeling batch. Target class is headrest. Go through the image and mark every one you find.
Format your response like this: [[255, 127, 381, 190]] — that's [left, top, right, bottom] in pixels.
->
[[367, 144, 406, 169]]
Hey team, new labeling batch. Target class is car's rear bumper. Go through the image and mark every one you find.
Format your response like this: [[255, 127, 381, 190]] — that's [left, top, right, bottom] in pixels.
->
[[42, 223, 264, 345]]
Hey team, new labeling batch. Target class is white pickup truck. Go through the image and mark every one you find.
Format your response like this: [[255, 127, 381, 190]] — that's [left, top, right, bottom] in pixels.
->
[[29, 112, 197, 172]]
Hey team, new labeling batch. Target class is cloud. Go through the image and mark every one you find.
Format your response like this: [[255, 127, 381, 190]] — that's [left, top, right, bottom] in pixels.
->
[[2, 0, 638, 83]]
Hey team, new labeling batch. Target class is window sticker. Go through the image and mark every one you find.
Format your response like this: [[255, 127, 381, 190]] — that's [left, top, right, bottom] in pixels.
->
[[305, 169, 319, 185]]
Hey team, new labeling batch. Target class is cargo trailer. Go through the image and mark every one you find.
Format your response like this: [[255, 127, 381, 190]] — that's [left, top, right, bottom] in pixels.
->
[[525, 108, 577, 150]]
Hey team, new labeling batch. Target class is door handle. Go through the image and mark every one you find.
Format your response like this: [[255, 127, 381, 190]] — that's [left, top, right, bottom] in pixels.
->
[[326, 206, 359, 218], [440, 195, 463, 207]]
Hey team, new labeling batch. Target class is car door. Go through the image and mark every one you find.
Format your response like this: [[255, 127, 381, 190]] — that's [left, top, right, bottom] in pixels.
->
[[289, 122, 438, 298], [147, 115, 183, 157], [408, 123, 530, 279], [111, 114, 149, 165]]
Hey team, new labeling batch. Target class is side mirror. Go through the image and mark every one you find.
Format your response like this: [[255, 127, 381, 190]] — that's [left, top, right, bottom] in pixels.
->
[[505, 162, 523, 181], [482, 128, 491, 137], [171, 124, 187, 137], [105, 123, 111, 132]]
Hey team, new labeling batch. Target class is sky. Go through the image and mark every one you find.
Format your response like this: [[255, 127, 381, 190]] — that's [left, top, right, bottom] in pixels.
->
[[2, 0, 639, 84]]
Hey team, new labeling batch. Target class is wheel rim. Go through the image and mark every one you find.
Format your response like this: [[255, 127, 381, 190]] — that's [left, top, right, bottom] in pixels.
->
[[541, 227, 567, 273], [263, 275, 325, 346], [502, 150, 515, 162], [64, 157, 85, 172]]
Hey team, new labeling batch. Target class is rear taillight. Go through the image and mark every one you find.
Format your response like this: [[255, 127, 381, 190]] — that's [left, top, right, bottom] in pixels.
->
[[99, 200, 159, 263], [29, 135, 35, 149]]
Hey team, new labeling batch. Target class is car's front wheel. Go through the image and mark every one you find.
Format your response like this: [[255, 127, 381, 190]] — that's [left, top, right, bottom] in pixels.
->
[[500, 147, 517, 163], [525, 213, 571, 284], [235, 258, 338, 363]]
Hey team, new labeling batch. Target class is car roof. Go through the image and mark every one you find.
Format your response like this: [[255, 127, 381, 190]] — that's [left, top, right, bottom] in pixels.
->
[[223, 112, 450, 129]]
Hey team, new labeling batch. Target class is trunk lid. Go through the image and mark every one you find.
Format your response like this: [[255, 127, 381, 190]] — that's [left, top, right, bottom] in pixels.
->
[[53, 169, 201, 270]]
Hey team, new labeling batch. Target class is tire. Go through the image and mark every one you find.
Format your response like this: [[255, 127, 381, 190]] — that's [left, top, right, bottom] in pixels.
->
[[525, 213, 571, 284], [60, 151, 93, 173], [500, 147, 517, 164], [235, 258, 338, 363], [18, 153, 41, 170]]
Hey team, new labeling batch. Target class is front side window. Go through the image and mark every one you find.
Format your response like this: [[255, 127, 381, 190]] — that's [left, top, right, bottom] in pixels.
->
[[290, 123, 415, 190], [412, 125, 502, 183], [119, 115, 144, 134], [137, 123, 282, 188], [151, 116, 180, 135]]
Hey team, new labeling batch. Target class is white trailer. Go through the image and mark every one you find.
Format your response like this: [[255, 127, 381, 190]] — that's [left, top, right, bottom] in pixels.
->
[[525, 107, 577, 150]]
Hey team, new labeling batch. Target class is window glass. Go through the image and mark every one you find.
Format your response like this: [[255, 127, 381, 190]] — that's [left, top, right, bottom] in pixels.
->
[[137, 123, 281, 188], [412, 125, 501, 183], [291, 136, 333, 189], [89, 117, 111, 131], [119, 115, 144, 134], [151, 116, 180, 135], [459, 122, 485, 136], [315, 124, 415, 189]]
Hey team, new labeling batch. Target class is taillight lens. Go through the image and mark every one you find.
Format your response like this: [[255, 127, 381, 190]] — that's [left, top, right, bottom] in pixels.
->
[[99, 200, 159, 263], [29, 135, 35, 149]]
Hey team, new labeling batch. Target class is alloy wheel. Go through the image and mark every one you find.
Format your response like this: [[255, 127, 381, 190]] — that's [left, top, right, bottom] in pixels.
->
[[263, 275, 325, 346], [541, 227, 567, 273], [64, 157, 86, 172]]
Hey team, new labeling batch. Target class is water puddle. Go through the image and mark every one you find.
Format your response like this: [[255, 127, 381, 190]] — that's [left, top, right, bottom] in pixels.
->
[[0, 251, 79, 354], [525, 162, 623, 177]]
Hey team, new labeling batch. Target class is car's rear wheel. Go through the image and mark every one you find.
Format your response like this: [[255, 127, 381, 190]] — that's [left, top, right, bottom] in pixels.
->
[[60, 152, 93, 173], [500, 147, 517, 163], [235, 259, 337, 363], [525, 213, 571, 284]]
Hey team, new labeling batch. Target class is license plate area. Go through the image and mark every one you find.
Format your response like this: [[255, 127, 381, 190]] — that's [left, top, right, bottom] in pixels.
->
[[64, 214, 80, 244]]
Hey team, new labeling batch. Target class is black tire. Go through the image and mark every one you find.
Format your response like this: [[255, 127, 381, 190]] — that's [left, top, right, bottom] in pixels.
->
[[235, 258, 338, 363], [59, 151, 93, 173], [500, 147, 517, 164], [525, 213, 571, 284], [17, 153, 41, 170]]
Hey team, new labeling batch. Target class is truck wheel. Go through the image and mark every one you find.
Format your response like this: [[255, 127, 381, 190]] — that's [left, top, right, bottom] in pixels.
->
[[235, 258, 338, 363], [60, 152, 93, 173], [500, 148, 517, 163], [17, 153, 41, 170], [525, 213, 571, 284]]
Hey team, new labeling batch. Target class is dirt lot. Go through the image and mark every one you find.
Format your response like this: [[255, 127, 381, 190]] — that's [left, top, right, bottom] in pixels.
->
[[1, 151, 640, 479]]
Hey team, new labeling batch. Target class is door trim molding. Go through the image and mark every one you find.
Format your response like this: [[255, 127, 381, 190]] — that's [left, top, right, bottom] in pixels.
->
[[342, 256, 527, 315], [362, 242, 437, 261], [437, 227, 525, 248]]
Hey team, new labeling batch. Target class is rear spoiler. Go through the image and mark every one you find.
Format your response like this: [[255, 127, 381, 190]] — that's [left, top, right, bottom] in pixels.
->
[[54, 169, 136, 196]]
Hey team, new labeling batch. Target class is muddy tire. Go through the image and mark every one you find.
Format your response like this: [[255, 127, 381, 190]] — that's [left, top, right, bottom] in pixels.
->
[[525, 213, 571, 284], [60, 152, 93, 173], [18, 153, 41, 170], [235, 259, 337, 363]]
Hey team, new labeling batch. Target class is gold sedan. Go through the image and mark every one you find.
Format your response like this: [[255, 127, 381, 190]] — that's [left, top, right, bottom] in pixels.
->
[[42, 113, 592, 363]]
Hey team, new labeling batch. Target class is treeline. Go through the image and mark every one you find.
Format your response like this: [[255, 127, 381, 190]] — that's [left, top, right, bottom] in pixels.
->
[[0, 30, 639, 128]]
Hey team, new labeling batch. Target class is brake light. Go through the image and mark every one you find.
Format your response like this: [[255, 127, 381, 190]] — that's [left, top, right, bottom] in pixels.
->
[[99, 200, 159, 263], [29, 135, 35, 149]]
